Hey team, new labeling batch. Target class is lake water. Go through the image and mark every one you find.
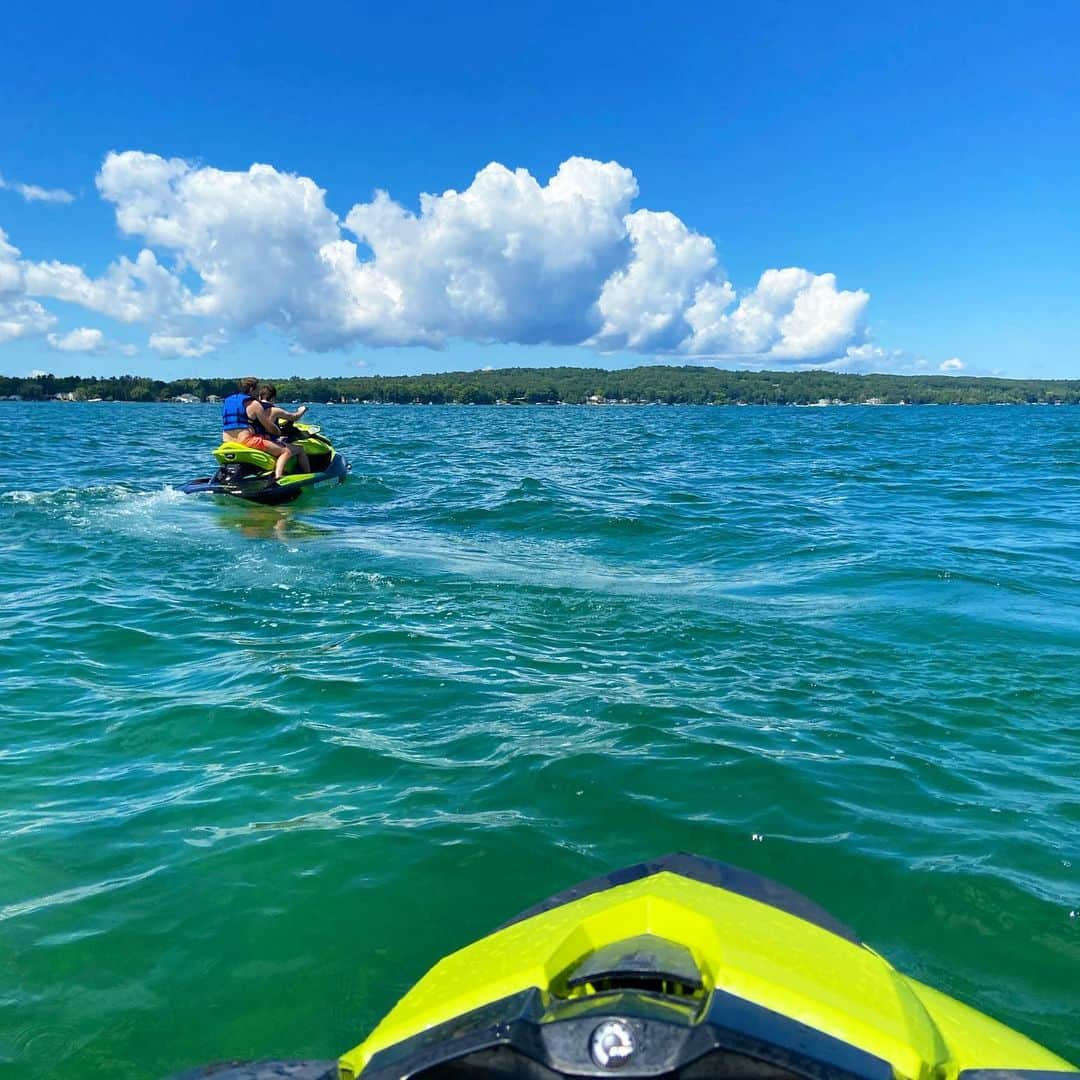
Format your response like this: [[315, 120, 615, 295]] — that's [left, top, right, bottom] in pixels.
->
[[2, 401, 1077, 1075]]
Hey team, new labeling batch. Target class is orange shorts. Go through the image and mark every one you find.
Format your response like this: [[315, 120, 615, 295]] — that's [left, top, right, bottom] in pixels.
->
[[242, 434, 277, 452]]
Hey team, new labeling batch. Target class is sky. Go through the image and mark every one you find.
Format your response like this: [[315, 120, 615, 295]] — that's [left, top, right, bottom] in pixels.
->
[[2, 0, 1079, 381]]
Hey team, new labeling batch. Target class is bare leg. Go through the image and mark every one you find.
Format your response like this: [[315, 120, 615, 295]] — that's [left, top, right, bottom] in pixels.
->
[[241, 436, 294, 481], [250, 439, 292, 480], [273, 439, 309, 473], [273, 445, 293, 480]]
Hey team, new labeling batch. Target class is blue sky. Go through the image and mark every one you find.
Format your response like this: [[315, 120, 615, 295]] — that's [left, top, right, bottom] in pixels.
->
[[1, 0, 1079, 380]]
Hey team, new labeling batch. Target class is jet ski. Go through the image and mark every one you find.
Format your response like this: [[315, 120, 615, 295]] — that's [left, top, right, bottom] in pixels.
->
[[180, 419, 349, 505], [172, 854, 1076, 1079]]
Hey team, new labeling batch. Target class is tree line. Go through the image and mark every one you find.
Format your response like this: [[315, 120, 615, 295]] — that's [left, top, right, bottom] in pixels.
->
[[3, 366, 1079, 405]]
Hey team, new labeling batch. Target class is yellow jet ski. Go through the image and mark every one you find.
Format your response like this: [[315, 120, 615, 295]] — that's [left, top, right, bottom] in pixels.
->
[[181, 419, 348, 505], [173, 854, 1077, 1079]]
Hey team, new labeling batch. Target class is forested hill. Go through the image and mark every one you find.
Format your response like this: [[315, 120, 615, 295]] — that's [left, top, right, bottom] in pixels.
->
[[3, 366, 1079, 405]]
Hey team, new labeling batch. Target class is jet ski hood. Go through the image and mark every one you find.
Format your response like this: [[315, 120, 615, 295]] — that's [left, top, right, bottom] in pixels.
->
[[172, 855, 1077, 1080], [339, 854, 1075, 1080]]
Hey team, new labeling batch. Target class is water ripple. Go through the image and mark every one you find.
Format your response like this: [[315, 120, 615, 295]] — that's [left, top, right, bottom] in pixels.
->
[[1, 402, 1077, 1075]]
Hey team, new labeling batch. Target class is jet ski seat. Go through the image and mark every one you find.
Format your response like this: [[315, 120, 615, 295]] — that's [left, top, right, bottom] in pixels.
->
[[212, 441, 278, 471]]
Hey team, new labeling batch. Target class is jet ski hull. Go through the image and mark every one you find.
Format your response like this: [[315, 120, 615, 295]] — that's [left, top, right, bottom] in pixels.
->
[[180, 452, 348, 505]]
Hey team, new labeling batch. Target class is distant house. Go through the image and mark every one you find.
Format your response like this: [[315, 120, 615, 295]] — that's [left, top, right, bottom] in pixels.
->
[[173, 394, 202, 404], [206, 394, 221, 403]]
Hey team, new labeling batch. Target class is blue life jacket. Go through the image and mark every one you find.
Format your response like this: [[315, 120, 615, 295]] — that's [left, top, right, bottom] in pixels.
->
[[221, 393, 253, 432]]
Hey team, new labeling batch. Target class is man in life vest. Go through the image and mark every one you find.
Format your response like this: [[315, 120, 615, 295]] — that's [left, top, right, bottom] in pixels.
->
[[220, 376, 295, 482]]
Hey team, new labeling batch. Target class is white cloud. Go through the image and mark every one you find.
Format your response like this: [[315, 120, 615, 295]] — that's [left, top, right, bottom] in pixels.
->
[[0, 227, 57, 342], [86, 152, 873, 363], [25, 248, 189, 323], [148, 331, 224, 358], [940, 357, 965, 372], [0, 172, 75, 205], [822, 344, 894, 372], [340, 157, 638, 347], [2, 151, 898, 366], [1, 224, 145, 351], [0, 227, 30, 296], [591, 209, 720, 351], [47, 327, 105, 352], [98, 151, 347, 345], [42, 322, 137, 357], [0, 297, 55, 343], [684, 269, 869, 360]]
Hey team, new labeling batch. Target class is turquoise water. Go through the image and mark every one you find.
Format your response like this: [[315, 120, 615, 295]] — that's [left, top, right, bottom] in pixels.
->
[[2, 401, 1077, 1076]]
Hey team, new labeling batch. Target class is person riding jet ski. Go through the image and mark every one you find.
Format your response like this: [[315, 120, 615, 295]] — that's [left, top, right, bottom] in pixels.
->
[[182, 382, 348, 505], [220, 376, 296, 484], [255, 383, 311, 474]]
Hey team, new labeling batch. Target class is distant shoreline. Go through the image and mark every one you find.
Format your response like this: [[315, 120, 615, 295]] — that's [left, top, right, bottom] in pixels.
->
[[3, 365, 1079, 406]]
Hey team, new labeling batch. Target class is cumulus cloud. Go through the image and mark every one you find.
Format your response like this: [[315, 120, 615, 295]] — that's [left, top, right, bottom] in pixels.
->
[[940, 357, 965, 372], [0, 229, 144, 354], [0, 227, 57, 342], [97, 152, 351, 347], [591, 209, 720, 351], [3, 151, 895, 367], [340, 157, 638, 347], [25, 248, 190, 323], [0, 296, 55, 343], [148, 331, 225, 358], [0, 172, 75, 205], [47, 327, 105, 352], [684, 268, 868, 360], [821, 344, 895, 372], [0, 228, 24, 295]]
